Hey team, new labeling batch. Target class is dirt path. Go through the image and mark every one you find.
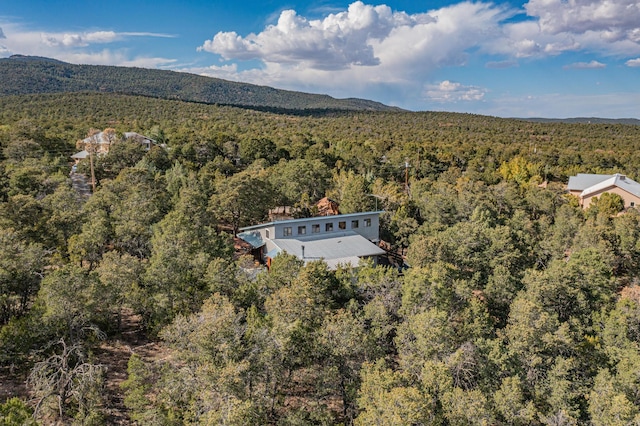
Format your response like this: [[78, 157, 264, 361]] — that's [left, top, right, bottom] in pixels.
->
[[0, 364, 28, 402], [70, 171, 92, 198], [96, 310, 163, 425]]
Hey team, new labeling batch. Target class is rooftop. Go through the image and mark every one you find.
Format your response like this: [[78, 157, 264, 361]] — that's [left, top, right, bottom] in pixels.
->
[[567, 173, 614, 191], [269, 231, 386, 269], [580, 173, 640, 198]]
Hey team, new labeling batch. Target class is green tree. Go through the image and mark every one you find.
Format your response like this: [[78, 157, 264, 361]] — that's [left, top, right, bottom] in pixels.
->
[[395, 307, 457, 378], [318, 305, 377, 422], [94, 251, 145, 332], [327, 170, 373, 214], [0, 229, 47, 324], [93, 140, 147, 181], [498, 155, 542, 186], [239, 137, 279, 165], [588, 192, 625, 217], [589, 369, 640, 426], [145, 186, 233, 329], [37, 265, 102, 339], [209, 169, 274, 235], [355, 360, 433, 425], [68, 211, 111, 270], [493, 376, 537, 425], [268, 158, 331, 208], [0, 397, 38, 426]]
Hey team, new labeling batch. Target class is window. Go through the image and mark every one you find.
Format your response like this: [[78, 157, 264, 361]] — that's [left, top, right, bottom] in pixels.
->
[[631, 202, 636, 207], [364, 218, 372, 227], [298, 225, 307, 235], [351, 220, 359, 229], [312, 224, 320, 233], [338, 221, 346, 230], [265, 229, 269, 238], [325, 223, 334, 232], [283, 227, 292, 236]]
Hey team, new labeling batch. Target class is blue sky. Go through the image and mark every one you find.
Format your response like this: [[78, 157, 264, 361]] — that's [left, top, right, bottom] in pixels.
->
[[1, 0, 639, 118]]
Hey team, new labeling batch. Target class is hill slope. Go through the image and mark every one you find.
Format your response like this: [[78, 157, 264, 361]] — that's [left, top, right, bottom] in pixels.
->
[[0, 55, 401, 112]]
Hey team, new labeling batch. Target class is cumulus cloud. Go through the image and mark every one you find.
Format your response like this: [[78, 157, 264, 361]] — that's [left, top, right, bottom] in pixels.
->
[[518, 0, 640, 57], [199, 1, 509, 72], [198, 0, 640, 82], [524, 0, 640, 36], [199, 2, 429, 70], [0, 27, 5, 39], [424, 80, 487, 102], [192, 1, 514, 109], [626, 58, 640, 67], [563, 60, 606, 69]]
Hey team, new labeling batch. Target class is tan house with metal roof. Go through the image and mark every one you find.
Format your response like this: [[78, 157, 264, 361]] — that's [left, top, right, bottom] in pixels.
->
[[567, 173, 640, 209]]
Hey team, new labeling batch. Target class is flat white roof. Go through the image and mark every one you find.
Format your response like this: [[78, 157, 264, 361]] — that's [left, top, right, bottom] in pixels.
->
[[270, 231, 385, 264]]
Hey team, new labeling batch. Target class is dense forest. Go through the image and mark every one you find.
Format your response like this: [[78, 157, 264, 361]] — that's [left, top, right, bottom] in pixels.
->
[[1, 90, 640, 425]]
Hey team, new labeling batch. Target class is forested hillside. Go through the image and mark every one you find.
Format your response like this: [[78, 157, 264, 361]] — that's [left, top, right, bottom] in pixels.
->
[[1, 92, 640, 425], [0, 56, 400, 112]]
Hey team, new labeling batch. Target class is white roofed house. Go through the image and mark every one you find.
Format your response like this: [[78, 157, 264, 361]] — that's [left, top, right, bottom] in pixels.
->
[[237, 211, 386, 270], [567, 173, 640, 209]]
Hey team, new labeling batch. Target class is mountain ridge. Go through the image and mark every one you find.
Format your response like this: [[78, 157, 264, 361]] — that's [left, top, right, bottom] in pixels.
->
[[1, 55, 638, 124], [0, 55, 403, 112], [517, 117, 640, 125]]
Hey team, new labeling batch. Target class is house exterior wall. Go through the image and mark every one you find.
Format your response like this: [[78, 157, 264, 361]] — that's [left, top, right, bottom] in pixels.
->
[[581, 187, 640, 209], [269, 212, 380, 241]]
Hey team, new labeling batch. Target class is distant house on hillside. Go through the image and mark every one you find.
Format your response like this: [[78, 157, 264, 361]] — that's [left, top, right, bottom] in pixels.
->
[[71, 131, 156, 163], [237, 211, 385, 270], [567, 173, 640, 209]]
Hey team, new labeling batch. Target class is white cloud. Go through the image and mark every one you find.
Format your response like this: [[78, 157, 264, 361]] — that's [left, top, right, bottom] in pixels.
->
[[626, 58, 640, 67], [0, 22, 176, 66], [194, 0, 515, 108], [199, 2, 427, 70], [65, 50, 176, 68], [563, 60, 606, 69], [0, 27, 5, 39], [515, 0, 640, 58], [524, 0, 640, 36], [424, 80, 487, 102], [40, 30, 173, 47]]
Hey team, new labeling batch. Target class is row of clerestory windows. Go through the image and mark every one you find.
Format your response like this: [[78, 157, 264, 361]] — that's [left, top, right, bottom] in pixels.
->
[[282, 218, 371, 238]]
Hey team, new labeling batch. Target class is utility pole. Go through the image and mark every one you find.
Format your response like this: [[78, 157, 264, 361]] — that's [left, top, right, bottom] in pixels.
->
[[404, 160, 410, 194], [85, 129, 100, 192], [89, 149, 96, 192]]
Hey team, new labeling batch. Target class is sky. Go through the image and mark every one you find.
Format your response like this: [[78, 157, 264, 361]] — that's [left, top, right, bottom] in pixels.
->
[[0, 0, 639, 118]]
